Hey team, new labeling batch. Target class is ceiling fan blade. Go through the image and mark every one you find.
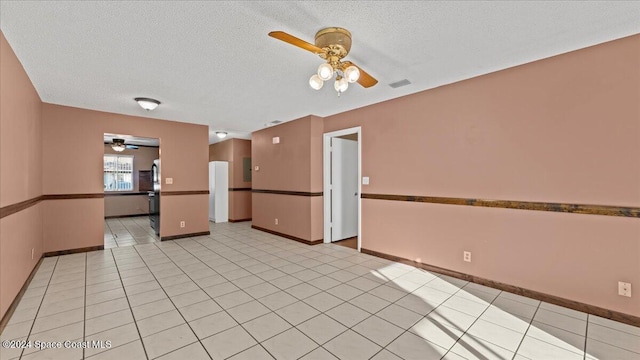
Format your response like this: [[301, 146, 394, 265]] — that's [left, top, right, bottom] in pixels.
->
[[268, 31, 324, 54], [343, 61, 378, 88], [126, 145, 139, 150]]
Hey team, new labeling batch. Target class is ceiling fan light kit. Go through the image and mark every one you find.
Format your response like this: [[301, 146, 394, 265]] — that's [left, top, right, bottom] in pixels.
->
[[110, 138, 139, 151], [134, 97, 161, 111], [269, 27, 378, 96], [111, 138, 126, 152], [216, 132, 228, 139]]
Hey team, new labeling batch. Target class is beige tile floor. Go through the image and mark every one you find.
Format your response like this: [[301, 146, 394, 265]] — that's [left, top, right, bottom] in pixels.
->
[[105, 216, 158, 248], [1, 222, 638, 360]]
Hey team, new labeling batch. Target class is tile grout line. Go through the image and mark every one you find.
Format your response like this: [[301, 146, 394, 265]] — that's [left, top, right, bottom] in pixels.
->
[[510, 298, 543, 359], [583, 314, 589, 360], [441, 288, 523, 360], [82, 252, 87, 359], [374, 280, 478, 360], [16, 257, 59, 359], [513, 306, 599, 358], [107, 248, 151, 360]]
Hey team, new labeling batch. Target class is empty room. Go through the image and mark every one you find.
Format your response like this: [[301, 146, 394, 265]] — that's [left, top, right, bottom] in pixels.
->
[[0, 2, 638, 360]]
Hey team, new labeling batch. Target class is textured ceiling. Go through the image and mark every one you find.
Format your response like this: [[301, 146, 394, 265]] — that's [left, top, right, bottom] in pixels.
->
[[1, 1, 639, 144]]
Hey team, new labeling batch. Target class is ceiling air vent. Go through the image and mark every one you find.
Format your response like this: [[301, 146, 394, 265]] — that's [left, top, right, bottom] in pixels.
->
[[389, 79, 411, 88]]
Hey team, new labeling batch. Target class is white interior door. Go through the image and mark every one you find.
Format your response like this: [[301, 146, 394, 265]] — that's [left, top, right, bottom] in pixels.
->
[[331, 138, 358, 241]]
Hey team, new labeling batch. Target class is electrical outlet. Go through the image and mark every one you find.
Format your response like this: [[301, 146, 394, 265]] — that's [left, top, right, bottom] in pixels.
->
[[275, 218, 278, 225], [362, 177, 370, 185], [166, 178, 173, 184], [255, 166, 260, 171], [180, 221, 185, 228], [618, 282, 632, 297], [463, 251, 471, 262]]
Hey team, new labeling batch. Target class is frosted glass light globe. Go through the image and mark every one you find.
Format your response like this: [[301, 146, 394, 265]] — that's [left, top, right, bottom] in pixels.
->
[[317, 63, 334, 81], [309, 74, 324, 90], [344, 65, 360, 83], [334, 77, 348, 92]]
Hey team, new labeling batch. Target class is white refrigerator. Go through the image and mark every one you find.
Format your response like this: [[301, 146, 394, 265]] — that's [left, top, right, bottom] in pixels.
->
[[209, 161, 229, 223]]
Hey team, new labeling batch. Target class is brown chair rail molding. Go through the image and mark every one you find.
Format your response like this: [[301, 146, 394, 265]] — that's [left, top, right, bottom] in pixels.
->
[[361, 193, 640, 218], [161, 190, 209, 196], [0, 193, 105, 219], [104, 191, 150, 196], [0, 196, 42, 219], [1, 190, 211, 219], [229, 188, 252, 191], [252, 189, 323, 197], [43, 193, 105, 200]]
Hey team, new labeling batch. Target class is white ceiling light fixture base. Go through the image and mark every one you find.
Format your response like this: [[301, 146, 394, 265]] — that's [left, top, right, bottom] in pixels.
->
[[216, 132, 228, 139], [134, 97, 161, 111]]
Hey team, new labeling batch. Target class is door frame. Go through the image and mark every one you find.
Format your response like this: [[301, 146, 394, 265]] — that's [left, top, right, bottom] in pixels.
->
[[323, 126, 362, 251]]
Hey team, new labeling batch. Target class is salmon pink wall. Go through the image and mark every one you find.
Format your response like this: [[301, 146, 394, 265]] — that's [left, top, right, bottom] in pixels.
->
[[42, 199, 103, 252], [231, 139, 252, 220], [230, 192, 252, 221], [161, 194, 209, 237], [324, 35, 640, 316], [0, 207, 43, 319], [231, 139, 252, 189], [0, 32, 43, 319], [209, 139, 252, 221], [209, 140, 233, 163], [0, 32, 42, 207], [42, 103, 210, 246], [104, 195, 148, 218], [252, 116, 323, 241]]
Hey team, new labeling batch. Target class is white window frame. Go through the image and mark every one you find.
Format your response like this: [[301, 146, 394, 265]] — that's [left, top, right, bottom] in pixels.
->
[[104, 154, 134, 192]]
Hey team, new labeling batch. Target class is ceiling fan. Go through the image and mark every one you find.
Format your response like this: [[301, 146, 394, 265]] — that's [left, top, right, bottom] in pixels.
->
[[110, 138, 138, 152], [269, 27, 378, 94]]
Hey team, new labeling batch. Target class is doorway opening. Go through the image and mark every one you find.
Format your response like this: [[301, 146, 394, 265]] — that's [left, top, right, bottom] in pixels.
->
[[103, 133, 160, 248], [323, 127, 362, 251]]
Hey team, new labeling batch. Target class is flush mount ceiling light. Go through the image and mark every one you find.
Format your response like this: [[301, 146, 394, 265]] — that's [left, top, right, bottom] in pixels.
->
[[216, 132, 228, 139], [134, 97, 161, 111], [269, 27, 378, 96]]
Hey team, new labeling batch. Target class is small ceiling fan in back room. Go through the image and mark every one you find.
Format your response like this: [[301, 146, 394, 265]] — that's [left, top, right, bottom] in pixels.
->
[[110, 138, 138, 152], [269, 27, 378, 95]]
